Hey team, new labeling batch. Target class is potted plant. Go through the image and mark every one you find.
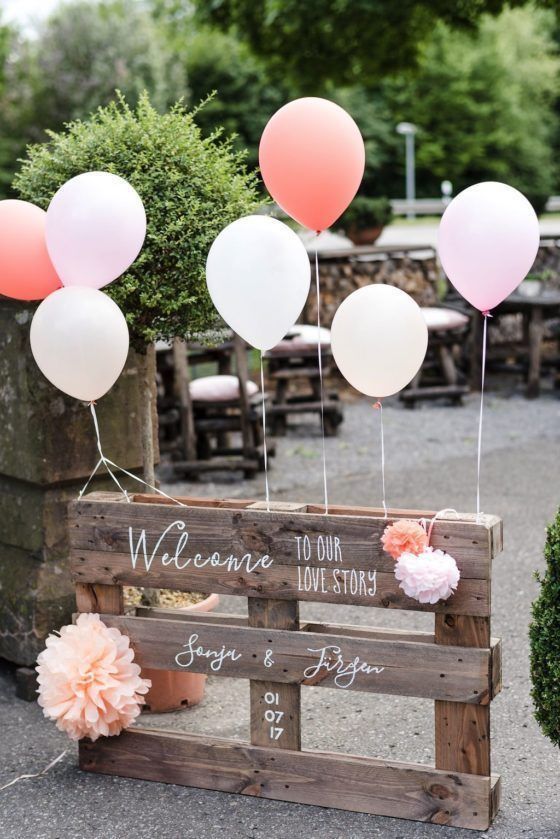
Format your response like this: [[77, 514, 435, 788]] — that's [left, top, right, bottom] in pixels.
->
[[124, 588, 220, 712], [15, 93, 261, 710], [340, 195, 393, 245]]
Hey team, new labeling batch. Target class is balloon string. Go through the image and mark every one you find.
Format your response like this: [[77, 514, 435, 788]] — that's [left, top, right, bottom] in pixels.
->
[[373, 401, 387, 518], [79, 402, 186, 507], [315, 239, 329, 515], [0, 750, 67, 792], [419, 508, 459, 545], [259, 352, 271, 512], [476, 312, 491, 522]]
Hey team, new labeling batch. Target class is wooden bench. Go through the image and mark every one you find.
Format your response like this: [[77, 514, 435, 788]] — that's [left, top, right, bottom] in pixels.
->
[[266, 342, 343, 436], [70, 492, 502, 831]]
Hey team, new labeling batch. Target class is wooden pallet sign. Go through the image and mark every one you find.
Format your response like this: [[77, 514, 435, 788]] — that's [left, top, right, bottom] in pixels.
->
[[69, 492, 503, 831]]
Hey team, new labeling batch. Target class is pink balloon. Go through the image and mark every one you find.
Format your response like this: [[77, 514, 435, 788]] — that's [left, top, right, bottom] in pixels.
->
[[46, 172, 146, 289], [438, 182, 540, 312], [259, 97, 365, 232]]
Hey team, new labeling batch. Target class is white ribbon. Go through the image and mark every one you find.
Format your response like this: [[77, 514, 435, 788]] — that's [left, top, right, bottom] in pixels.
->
[[314, 241, 329, 514], [79, 402, 186, 507], [0, 750, 67, 792], [476, 312, 491, 522], [420, 508, 459, 545], [259, 352, 271, 512]]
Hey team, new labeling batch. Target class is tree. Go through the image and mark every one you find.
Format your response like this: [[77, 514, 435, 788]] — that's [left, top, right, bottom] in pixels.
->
[[382, 8, 559, 208], [530, 507, 560, 747], [14, 93, 261, 478], [0, 0, 186, 197], [185, 27, 292, 172], [196, 0, 549, 90], [0, 15, 19, 193]]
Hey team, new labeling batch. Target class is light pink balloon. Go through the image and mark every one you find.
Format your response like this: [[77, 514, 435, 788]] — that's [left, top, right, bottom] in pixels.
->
[[46, 171, 146, 289], [438, 182, 540, 312]]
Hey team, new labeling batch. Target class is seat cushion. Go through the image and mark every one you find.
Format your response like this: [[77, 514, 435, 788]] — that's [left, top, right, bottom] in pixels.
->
[[189, 375, 259, 402], [422, 307, 469, 332], [270, 324, 331, 353]]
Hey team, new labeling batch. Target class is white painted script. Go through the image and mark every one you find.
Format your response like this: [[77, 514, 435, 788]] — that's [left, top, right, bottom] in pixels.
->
[[303, 645, 385, 689], [295, 534, 377, 598], [174, 633, 242, 672], [128, 520, 273, 574]]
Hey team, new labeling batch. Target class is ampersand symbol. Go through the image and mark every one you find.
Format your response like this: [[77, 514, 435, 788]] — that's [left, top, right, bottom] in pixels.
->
[[264, 649, 274, 668]]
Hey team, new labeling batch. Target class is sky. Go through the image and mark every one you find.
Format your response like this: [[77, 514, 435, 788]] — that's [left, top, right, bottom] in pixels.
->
[[2, 0, 62, 27]]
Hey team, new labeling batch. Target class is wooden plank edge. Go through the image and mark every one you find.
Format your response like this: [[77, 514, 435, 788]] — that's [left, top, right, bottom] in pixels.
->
[[79, 729, 497, 831], [491, 638, 502, 699], [74, 491, 501, 534]]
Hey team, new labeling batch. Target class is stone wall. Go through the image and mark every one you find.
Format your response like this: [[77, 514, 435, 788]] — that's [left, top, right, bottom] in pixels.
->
[[303, 241, 560, 327], [531, 238, 560, 287], [303, 248, 440, 327], [0, 299, 156, 665]]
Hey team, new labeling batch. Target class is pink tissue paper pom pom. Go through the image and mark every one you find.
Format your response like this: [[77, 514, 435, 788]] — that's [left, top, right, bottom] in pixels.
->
[[36, 612, 151, 742], [381, 519, 428, 560], [394, 548, 461, 604]]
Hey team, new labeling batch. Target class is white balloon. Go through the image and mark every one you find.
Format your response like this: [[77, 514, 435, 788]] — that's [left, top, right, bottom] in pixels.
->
[[206, 215, 311, 351], [30, 286, 129, 401], [46, 171, 146, 289], [331, 284, 428, 398]]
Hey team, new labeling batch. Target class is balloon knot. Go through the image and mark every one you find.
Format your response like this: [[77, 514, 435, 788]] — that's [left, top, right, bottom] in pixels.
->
[[481, 310, 493, 318], [372, 401, 382, 410]]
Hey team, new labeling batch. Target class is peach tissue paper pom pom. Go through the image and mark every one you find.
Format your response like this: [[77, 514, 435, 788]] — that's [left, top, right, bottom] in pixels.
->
[[36, 613, 151, 742], [394, 548, 461, 604], [381, 519, 428, 560]]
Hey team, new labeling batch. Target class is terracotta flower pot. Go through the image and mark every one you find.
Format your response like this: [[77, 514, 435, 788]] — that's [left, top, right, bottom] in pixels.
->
[[142, 593, 220, 713], [346, 224, 384, 246]]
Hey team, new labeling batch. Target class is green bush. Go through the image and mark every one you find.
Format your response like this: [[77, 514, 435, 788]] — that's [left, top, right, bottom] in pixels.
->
[[340, 196, 393, 232], [530, 507, 560, 747], [13, 93, 261, 348]]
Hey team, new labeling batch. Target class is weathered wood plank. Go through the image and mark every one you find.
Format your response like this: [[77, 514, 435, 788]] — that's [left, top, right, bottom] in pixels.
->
[[75, 582, 123, 615], [69, 496, 501, 577], [79, 728, 496, 830], [435, 614, 492, 775], [97, 614, 495, 703], [70, 547, 490, 615], [248, 599, 301, 750]]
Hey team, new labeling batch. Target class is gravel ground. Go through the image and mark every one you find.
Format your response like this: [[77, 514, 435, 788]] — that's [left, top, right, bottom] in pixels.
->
[[2, 391, 560, 839]]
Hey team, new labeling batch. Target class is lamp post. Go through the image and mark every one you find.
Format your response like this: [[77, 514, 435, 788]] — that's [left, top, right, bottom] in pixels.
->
[[396, 122, 417, 219]]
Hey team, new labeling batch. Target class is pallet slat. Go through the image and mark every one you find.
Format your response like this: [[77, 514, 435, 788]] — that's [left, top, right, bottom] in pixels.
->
[[96, 614, 500, 703], [69, 496, 501, 578], [80, 728, 497, 831], [71, 550, 490, 615]]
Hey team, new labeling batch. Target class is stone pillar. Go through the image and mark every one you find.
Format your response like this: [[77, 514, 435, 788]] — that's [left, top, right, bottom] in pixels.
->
[[0, 299, 158, 666]]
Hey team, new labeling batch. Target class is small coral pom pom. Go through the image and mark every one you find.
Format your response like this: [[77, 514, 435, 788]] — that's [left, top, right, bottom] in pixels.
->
[[381, 519, 428, 560], [394, 548, 460, 604], [36, 613, 151, 741]]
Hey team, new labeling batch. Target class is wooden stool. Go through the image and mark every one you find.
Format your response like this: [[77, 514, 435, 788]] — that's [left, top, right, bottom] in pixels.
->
[[266, 326, 343, 436]]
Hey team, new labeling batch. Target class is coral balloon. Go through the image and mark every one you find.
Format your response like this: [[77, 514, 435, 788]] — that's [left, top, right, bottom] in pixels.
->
[[46, 171, 146, 289], [438, 182, 539, 312], [0, 200, 61, 300], [259, 98, 365, 231], [30, 286, 129, 402], [331, 285, 428, 398]]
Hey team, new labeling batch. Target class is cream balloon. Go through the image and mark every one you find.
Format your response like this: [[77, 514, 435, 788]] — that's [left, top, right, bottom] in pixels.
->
[[30, 286, 129, 401], [206, 215, 311, 351], [331, 284, 428, 397], [46, 171, 146, 289]]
